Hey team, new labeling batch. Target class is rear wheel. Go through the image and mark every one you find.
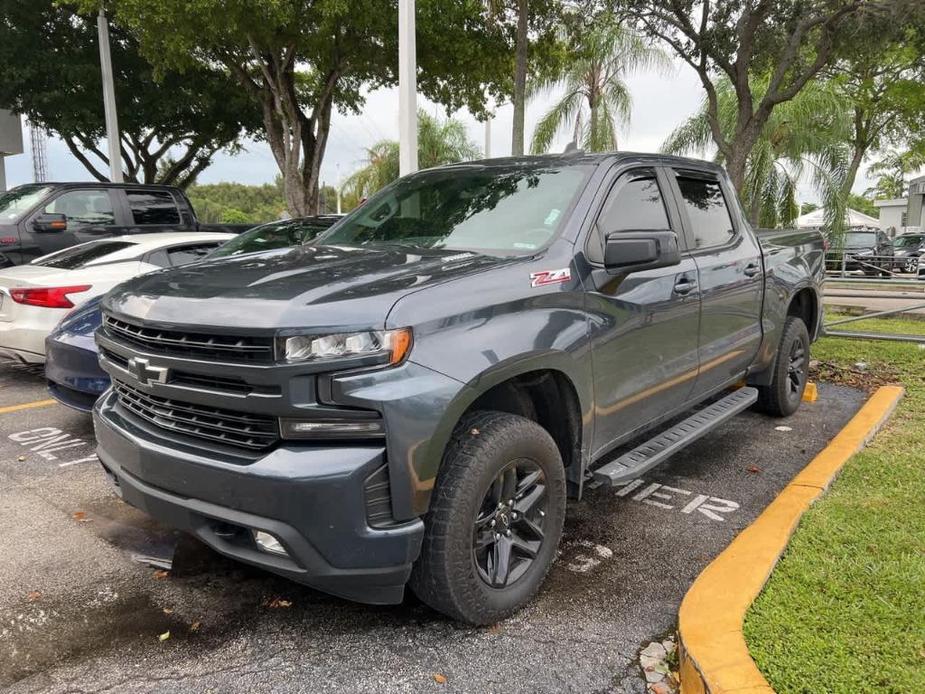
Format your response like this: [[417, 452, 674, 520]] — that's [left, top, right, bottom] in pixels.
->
[[409, 411, 566, 625], [755, 316, 810, 417]]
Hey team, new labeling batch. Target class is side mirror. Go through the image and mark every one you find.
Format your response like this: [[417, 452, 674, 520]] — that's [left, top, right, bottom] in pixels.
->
[[603, 229, 682, 274], [33, 213, 68, 233]]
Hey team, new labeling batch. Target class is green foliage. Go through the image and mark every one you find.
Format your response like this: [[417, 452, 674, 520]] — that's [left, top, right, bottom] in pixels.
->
[[530, 17, 670, 153], [662, 76, 851, 230], [0, 0, 258, 186], [186, 182, 286, 224], [746, 326, 925, 693], [846, 194, 877, 218], [342, 110, 479, 204], [865, 146, 925, 200], [93, 0, 522, 212]]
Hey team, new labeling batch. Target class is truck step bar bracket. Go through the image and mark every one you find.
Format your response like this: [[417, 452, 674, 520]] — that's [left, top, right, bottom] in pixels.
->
[[592, 387, 759, 487]]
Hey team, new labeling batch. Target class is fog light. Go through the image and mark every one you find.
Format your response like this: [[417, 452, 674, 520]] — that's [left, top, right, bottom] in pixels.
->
[[280, 418, 384, 439], [253, 530, 288, 556]]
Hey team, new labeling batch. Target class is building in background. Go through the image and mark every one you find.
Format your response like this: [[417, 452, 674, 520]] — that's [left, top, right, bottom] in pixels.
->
[[0, 110, 25, 191], [874, 176, 925, 236]]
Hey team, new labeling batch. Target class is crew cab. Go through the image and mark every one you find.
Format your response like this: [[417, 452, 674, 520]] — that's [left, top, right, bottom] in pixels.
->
[[0, 182, 253, 267], [92, 154, 825, 624]]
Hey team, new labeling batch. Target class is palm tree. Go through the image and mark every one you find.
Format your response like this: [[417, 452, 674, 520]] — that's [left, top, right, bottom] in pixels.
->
[[865, 148, 925, 199], [530, 20, 670, 154], [662, 76, 852, 229], [342, 110, 479, 206], [484, 0, 530, 156]]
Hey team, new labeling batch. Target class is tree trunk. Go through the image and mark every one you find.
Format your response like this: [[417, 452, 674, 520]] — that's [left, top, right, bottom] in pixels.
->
[[511, 0, 528, 156]]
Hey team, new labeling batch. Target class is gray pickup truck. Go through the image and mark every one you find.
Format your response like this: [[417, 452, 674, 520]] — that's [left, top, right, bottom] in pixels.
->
[[92, 153, 824, 624]]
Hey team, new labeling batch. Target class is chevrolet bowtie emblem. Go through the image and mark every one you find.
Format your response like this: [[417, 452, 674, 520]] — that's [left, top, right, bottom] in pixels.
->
[[126, 356, 168, 386]]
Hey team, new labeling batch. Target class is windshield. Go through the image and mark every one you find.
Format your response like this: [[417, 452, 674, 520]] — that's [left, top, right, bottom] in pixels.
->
[[0, 185, 52, 223], [207, 218, 335, 258], [318, 163, 593, 255], [32, 241, 137, 270], [893, 235, 923, 248], [845, 231, 877, 246]]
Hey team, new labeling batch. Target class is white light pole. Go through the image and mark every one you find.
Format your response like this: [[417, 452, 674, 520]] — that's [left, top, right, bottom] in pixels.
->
[[484, 114, 492, 159], [97, 9, 123, 183], [398, 0, 418, 176]]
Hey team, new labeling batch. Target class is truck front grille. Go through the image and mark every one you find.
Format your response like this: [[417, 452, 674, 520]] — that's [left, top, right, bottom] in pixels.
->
[[113, 380, 279, 451], [104, 315, 274, 363]]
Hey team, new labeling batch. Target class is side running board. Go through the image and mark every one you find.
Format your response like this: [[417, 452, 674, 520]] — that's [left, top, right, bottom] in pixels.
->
[[592, 387, 759, 487]]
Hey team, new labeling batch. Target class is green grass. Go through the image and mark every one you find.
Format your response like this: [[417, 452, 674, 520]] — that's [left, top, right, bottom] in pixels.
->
[[744, 320, 925, 693], [825, 312, 925, 337]]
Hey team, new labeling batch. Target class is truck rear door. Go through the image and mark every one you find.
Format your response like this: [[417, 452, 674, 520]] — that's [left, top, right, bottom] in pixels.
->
[[666, 168, 763, 398]]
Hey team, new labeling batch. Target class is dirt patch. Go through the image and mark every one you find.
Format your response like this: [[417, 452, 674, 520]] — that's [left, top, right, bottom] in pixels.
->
[[810, 360, 902, 392]]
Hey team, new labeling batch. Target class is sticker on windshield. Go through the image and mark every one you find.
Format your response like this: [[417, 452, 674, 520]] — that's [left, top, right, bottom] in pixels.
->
[[544, 209, 561, 226], [530, 268, 571, 287]]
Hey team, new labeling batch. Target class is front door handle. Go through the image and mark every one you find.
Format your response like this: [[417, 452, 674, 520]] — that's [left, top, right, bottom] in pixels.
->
[[673, 278, 696, 295], [743, 263, 761, 277]]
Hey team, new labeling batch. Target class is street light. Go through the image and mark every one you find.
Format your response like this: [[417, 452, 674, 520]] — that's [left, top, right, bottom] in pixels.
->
[[97, 9, 123, 183], [398, 0, 418, 176]]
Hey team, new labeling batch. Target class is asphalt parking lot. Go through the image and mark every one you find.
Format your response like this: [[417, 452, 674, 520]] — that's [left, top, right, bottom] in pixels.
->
[[0, 361, 866, 694]]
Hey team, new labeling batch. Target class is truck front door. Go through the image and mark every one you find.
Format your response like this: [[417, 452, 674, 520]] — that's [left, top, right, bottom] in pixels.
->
[[668, 169, 763, 398], [584, 166, 701, 458]]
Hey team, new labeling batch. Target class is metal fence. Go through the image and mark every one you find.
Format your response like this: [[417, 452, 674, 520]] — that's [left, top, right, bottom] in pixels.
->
[[822, 255, 925, 342]]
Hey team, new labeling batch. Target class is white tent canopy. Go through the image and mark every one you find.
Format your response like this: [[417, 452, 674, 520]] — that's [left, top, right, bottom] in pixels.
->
[[795, 208, 879, 229]]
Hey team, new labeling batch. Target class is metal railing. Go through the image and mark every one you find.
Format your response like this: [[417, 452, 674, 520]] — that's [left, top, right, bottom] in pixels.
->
[[824, 249, 922, 280]]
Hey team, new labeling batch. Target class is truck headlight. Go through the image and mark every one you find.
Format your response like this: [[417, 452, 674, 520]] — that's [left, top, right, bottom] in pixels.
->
[[280, 328, 411, 364]]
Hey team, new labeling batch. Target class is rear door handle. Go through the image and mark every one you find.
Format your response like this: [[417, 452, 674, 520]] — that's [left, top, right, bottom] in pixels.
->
[[673, 278, 696, 295], [743, 263, 761, 277]]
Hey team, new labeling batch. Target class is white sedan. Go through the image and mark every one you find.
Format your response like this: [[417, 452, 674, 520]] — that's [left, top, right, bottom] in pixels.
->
[[0, 232, 234, 363]]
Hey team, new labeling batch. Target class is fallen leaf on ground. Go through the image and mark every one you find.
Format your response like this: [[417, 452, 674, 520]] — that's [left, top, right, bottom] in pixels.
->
[[433, 674, 447, 684], [487, 623, 502, 634], [774, 426, 792, 432], [746, 465, 761, 474], [162, 608, 174, 615], [26, 591, 42, 602], [470, 428, 479, 436], [190, 621, 201, 632], [153, 570, 170, 580], [17, 455, 25, 462], [158, 631, 170, 642], [72, 511, 91, 522], [266, 597, 292, 609]]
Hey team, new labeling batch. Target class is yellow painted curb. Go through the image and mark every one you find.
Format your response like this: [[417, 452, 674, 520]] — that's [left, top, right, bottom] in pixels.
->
[[677, 385, 904, 694], [0, 399, 58, 415]]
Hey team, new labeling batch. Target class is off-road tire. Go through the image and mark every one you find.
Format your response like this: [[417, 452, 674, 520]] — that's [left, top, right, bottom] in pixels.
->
[[755, 316, 810, 417], [409, 411, 566, 625]]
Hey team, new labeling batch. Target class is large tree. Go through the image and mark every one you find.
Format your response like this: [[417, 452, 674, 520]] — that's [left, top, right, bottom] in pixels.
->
[[617, 0, 906, 196], [662, 76, 851, 228], [0, 0, 258, 187], [530, 18, 670, 153], [98, 0, 513, 215]]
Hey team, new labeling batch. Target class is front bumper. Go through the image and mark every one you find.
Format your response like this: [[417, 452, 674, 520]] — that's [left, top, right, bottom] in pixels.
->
[[45, 334, 109, 412], [93, 390, 425, 604]]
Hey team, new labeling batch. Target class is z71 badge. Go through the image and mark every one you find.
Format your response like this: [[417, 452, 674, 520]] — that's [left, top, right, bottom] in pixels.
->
[[530, 268, 571, 287]]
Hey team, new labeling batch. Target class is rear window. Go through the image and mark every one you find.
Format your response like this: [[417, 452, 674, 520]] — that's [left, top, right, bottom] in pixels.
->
[[127, 190, 181, 225], [32, 241, 136, 270], [845, 231, 876, 245]]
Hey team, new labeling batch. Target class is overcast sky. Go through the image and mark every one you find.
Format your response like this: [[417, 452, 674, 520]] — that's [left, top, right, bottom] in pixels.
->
[[4, 60, 877, 202]]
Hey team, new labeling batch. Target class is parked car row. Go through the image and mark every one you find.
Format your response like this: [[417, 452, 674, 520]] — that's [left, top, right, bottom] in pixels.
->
[[824, 228, 925, 276], [0, 215, 340, 411], [0, 182, 256, 268]]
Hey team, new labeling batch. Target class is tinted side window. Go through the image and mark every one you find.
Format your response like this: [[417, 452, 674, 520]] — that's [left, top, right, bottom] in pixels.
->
[[676, 176, 735, 249], [589, 169, 669, 263], [127, 190, 180, 225], [44, 190, 115, 228], [167, 244, 219, 266]]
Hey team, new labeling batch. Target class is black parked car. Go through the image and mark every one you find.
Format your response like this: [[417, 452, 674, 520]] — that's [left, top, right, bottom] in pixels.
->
[[825, 229, 894, 275], [891, 233, 925, 274], [0, 182, 255, 268]]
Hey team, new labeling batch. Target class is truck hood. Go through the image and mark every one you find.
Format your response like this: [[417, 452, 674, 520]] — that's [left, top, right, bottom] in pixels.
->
[[103, 244, 513, 330]]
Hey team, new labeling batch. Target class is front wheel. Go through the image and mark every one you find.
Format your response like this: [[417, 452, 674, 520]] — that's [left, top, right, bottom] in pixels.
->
[[755, 316, 810, 417], [409, 411, 566, 625]]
